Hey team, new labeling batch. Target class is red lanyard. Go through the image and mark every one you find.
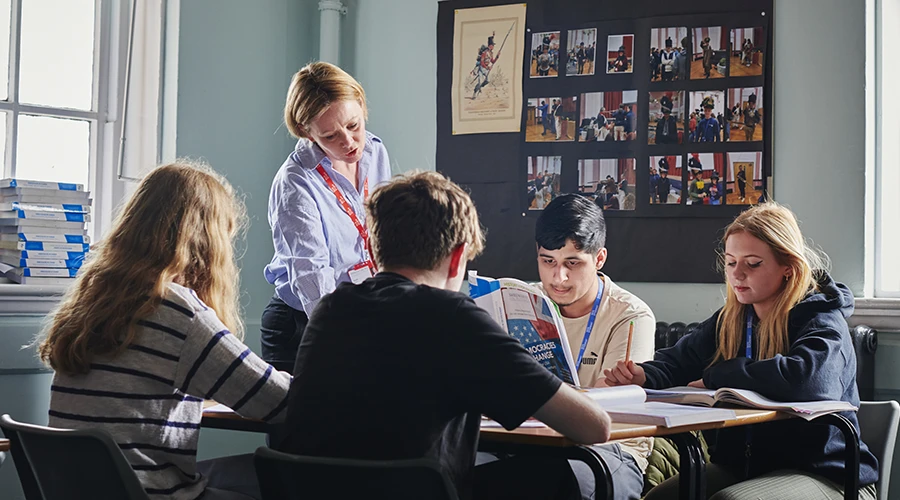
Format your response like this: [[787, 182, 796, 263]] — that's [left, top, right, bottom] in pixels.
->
[[315, 164, 376, 273]]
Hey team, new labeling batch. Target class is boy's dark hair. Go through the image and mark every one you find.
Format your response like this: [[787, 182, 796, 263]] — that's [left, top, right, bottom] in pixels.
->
[[535, 194, 606, 254]]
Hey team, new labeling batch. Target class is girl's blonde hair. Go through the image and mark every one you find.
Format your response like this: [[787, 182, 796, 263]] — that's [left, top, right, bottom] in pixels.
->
[[284, 61, 368, 140], [712, 202, 829, 364], [38, 161, 247, 375]]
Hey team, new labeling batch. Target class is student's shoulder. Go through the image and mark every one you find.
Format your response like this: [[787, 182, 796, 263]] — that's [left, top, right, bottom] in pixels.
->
[[151, 283, 223, 332], [604, 276, 655, 320]]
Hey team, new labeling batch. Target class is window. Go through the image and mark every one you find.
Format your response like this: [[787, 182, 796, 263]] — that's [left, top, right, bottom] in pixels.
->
[[0, 0, 171, 308], [0, 0, 170, 243], [875, 0, 899, 298]]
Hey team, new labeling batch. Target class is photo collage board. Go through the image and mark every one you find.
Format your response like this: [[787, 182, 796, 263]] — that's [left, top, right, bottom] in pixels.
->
[[436, 0, 774, 283], [522, 12, 770, 217]]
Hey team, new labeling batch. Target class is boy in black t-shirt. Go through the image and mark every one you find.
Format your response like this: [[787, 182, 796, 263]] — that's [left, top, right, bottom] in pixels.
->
[[282, 172, 612, 500]]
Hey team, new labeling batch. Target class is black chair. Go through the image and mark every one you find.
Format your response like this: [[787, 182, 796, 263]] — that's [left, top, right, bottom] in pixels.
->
[[254, 446, 459, 500], [655, 322, 669, 351], [666, 322, 686, 348], [0, 414, 149, 500]]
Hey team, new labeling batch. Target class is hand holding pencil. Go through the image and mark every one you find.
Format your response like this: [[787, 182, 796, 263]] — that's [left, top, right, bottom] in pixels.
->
[[604, 320, 646, 387]]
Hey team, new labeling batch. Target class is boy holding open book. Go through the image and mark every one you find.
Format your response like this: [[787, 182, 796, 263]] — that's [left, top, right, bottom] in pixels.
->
[[534, 194, 656, 500]]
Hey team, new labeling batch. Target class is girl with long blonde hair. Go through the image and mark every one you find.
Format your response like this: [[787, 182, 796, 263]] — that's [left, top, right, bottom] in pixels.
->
[[40, 162, 290, 500], [604, 203, 878, 500]]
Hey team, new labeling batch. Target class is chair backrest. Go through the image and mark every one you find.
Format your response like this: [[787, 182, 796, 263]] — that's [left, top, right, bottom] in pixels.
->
[[254, 446, 460, 500], [857, 401, 900, 500], [0, 414, 150, 500]]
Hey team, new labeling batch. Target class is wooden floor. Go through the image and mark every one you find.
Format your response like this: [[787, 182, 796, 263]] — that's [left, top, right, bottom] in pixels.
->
[[529, 60, 559, 78], [567, 59, 595, 76], [526, 121, 575, 142], [648, 123, 685, 145], [691, 60, 725, 79], [728, 123, 763, 142], [606, 58, 632, 73], [726, 186, 763, 205], [729, 56, 763, 77]]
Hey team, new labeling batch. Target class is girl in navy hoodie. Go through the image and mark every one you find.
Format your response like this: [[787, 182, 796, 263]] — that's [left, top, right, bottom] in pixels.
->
[[605, 203, 878, 500]]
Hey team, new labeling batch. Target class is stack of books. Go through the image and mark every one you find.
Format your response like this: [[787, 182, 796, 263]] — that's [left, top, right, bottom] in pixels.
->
[[0, 179, 91, 285]]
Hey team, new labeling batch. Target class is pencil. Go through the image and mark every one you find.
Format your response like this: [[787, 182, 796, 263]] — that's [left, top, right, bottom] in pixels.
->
[[625, 320, 635, 363]]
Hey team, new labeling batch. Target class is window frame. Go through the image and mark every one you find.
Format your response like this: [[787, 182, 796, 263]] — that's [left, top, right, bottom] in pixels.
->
[[0, 0, 173, 310], [873, 0, 900, 299], [0, 0, 107, 225]]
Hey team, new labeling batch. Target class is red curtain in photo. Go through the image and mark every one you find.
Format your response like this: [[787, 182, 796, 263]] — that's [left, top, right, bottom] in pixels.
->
[[604, 92, 622, 112], [720, 28, 728, 54], [714, 153, 724, 178], [667, 155, 681, 176], [624, 36, 633, 58], [620, 158, 636, 185], [753, 27, 764, 47]]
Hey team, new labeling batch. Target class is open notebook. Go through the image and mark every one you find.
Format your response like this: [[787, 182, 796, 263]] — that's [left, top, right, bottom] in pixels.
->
[[481, 385, 736, 429], [644, 386, 857, 421], [578, 385, 737, 427]]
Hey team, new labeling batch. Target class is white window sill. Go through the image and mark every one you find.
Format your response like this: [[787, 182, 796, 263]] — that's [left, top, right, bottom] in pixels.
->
[[850, 298, 900, 332], [0, 281, 68, 315]]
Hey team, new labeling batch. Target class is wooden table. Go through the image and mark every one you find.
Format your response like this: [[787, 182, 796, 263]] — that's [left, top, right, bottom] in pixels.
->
[[201, 404, 861, 500], [0, 438, 8, 452], [479, 409, 791, 500]]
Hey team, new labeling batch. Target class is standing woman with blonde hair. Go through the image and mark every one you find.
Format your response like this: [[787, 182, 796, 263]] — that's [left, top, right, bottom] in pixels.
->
[[39, 162, 291, 500], [262, 62, 391, 373], [604, 203, 878, 500]]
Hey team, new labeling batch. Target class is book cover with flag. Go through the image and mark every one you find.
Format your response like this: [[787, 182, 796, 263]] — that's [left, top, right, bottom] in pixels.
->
[[469, 271, 579, 386]]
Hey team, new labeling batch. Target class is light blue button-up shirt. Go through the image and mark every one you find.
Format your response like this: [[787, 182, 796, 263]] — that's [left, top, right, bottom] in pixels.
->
[[264, 131, 391, 315]]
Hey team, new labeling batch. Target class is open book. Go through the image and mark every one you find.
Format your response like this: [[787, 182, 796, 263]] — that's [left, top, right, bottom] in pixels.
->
[[645, 387, 857, 421], [577, 385, 737, 427], [469, 271, 580, 386]]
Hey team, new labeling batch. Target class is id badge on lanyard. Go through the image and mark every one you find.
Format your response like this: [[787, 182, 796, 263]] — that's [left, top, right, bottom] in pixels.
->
[[315, 164, 377, 280]]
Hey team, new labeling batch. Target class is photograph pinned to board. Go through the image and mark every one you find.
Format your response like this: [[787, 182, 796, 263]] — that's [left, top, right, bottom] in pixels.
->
[[686, 153, 725, 206], [526, 97, 560, 142], [650, 156, 682, 205], [566, 28, 597, 76], [691, 26, 727, 79], [650, 27, 688, 82], [648, 91, 684, 145], [730, 27, 765, 77], [527, 156, 562, 210], [607, 34, 634, 73], [451, 3, 526, 135], [577, 158, 636, 211], [726, 151, 764, 205], [688, 90, 726, 143], [577, 90, 638, 142], [529, 31, 560, 78], [727, 87, 763, 142]]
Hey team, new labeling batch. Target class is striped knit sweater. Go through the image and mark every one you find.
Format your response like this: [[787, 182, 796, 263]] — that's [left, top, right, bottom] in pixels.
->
[[48, 283, 291, 500]]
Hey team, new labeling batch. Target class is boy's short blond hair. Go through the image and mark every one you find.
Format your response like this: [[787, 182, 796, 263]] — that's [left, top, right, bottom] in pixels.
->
[[284, 61, 368, 140], [365, 171, 485, 271]]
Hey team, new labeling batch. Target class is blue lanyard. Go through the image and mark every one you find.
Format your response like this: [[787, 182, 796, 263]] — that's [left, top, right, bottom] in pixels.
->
[[744, 308, 755, 472], [576, 277, 604, 368], [745, 309, 754, 359]]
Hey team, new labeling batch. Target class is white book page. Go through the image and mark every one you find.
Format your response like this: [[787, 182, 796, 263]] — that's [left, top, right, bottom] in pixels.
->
[[579, 384, 647, 408]]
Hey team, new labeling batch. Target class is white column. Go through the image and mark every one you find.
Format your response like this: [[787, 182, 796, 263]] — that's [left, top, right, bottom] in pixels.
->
[[318, 0, 346, 64]]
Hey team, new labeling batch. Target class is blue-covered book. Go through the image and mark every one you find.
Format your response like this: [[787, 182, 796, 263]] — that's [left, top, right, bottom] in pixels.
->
[[0, 179, 85, 191], [468, 271, 580, 386], [0, 257, 83, 269]]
